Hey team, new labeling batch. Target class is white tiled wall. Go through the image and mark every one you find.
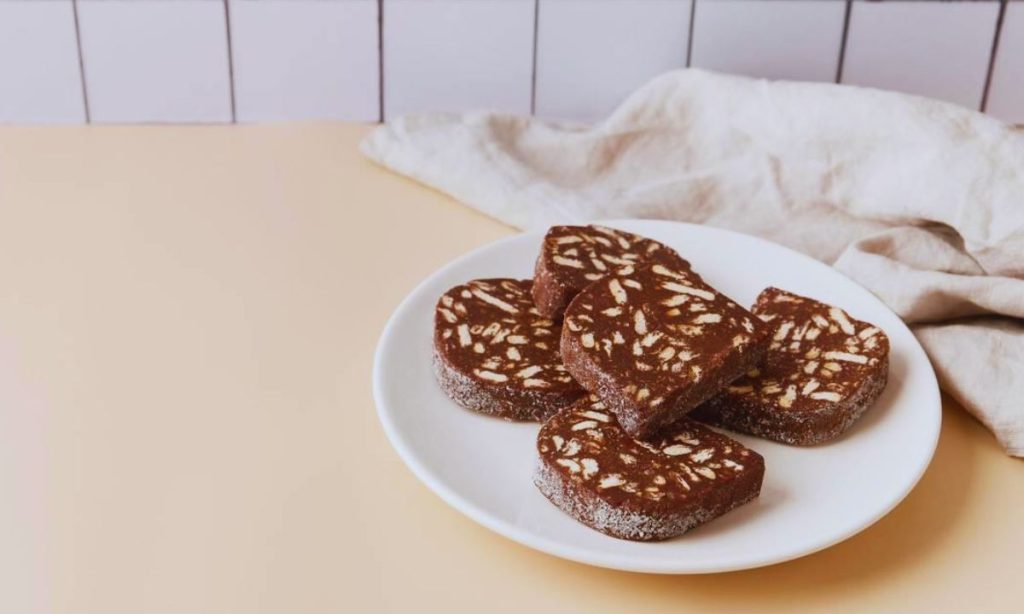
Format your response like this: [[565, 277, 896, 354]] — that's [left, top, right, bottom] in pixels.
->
[[690, 0, 847, 83], [230, 0, 378, 122], [987, 2, 1024, 123], [535, 0, 692, 122], [384, 0, 535, 117], [78, 0, 233, 123], [1, 0, 1021, 125], [0, 0, 84, 123], [842, 0, 1000, 109]]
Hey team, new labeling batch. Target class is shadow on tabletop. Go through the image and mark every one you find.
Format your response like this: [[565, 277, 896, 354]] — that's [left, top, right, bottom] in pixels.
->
[[507, 394, 982, 608]]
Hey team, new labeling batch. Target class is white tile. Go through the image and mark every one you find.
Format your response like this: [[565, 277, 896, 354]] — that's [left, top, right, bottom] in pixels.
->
[[691, 0, 846, 83], [384, 0, 535, 118], [0, 0, 85, 123], [842, 0, 1000, 110], [230, 0, 379, 122], [535, 0, 692, 122], [78, 0, 232, 123], [987, 2, 1024, 124]]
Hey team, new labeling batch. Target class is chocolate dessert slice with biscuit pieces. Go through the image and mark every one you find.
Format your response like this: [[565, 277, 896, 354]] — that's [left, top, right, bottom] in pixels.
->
[[693, 287, 890, 445], [433, 279, 584, 421], [535, 395, 765, 541], [561, 261, 771, 438], [533, 225, 686, 319]]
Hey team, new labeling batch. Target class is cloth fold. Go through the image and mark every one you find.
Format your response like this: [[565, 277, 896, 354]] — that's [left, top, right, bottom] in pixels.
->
[[362, 69, 1024, 456]]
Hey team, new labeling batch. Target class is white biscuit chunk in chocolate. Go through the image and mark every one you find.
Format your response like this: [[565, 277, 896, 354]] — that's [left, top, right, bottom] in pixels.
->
[[535, 396, 765, 541], [433, 279, 584, 421], [693, 287, 890, 445]]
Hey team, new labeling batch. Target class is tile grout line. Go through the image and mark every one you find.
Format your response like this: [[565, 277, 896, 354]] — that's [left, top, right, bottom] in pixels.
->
[[530, 0, 539, 115], [835, 0, 853, 84], [980, 0, 1008, 113], [71, 0, 90, 123], [223, 0, 237, 123], [378, 0, 385, 122], [686, 0, 696, 67]]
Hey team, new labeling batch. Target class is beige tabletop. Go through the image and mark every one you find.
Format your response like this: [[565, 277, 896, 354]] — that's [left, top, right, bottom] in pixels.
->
[[0, 123, 1020, 613]]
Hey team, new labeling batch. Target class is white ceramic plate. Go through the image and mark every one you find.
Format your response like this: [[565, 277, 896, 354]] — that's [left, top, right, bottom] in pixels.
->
[[373, 220, 941, 574]]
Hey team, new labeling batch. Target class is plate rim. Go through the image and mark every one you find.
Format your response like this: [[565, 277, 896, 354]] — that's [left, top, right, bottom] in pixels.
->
[[372, 219, 942, 574]]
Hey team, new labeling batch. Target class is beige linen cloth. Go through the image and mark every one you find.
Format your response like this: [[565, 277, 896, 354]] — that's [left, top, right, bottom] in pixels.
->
[[361, 69, 1024, 457]]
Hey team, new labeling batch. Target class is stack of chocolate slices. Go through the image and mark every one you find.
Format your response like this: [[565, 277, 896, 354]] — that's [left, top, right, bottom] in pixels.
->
[[432, 226, 889, 541]]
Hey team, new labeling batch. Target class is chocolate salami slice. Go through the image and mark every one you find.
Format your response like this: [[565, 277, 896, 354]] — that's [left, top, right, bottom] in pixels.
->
[[535, 396, 764, 541], [561, 261, 771, 438], [693, 287, 890, 445], [532, 225, 686, 318], [433, 278, 584, 421]]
